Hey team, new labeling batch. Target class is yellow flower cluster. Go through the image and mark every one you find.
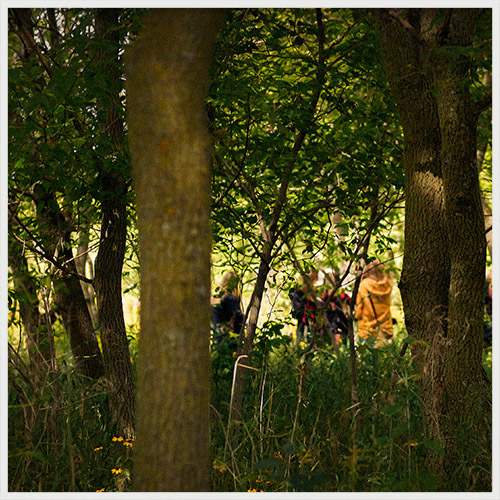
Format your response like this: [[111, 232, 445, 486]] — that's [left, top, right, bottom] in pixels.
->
[[247, 488, 263, 492], [94, 446, 103, 452], [111, 468, 123, 475], [112, 436, 134, 447], [96, 488, 105, 492]]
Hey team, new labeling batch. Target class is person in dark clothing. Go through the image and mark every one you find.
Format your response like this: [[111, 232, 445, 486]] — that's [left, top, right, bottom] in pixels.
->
[[321, 271, 351, 344], [323, 291, 350, 339], [213, 293, 243, 334], [211, 271, 243, 344], [289, 268, 319, 345]]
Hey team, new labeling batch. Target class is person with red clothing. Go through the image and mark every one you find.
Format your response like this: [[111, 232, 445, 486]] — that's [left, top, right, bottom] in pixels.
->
[[289, 268, 319, 345]]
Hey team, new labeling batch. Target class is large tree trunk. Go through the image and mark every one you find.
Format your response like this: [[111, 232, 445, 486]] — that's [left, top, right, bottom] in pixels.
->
[[377, 8, 491, 489], [126, 8, 224, 491], [424, 8, 490, 483], [93, 8, 135, 438]]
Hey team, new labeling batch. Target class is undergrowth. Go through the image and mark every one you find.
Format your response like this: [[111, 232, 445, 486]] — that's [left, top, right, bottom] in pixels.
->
[[8, 321, 492, 492]]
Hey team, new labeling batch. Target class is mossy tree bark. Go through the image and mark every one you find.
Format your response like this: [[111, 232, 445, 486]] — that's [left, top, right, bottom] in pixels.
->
[[377, 8, 491, 489], [126, 8, 225, 491]]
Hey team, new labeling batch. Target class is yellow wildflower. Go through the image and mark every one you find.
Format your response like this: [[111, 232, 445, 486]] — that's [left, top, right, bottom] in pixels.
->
[[112, 436, 124, 442], [94, 446, 103, 452], [111, 468, 123, 475], [123, 441, 133, 447], [96, 488, 105, 492]]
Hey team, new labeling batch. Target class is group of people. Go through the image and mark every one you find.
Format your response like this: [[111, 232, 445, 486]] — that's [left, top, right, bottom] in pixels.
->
[[289, 260, 394, 347], [211, 259, 395, 348]]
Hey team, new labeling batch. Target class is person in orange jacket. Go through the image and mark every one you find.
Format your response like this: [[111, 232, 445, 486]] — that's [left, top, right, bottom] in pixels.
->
[[355, 259, 393, 346]]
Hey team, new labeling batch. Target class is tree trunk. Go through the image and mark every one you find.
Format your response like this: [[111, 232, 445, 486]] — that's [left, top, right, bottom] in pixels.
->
[[93, 8, 135, 438], [10, 6, 104, 380], [75, 232, 99, 327], [229, 253, 271, 440], [377, 8, 491, 489], [32, 193, 105, 380], [53, 243, 104, 379], [378, 11, 450, 474], [126, 8, 224, 491], [423, 8, 490, 483]]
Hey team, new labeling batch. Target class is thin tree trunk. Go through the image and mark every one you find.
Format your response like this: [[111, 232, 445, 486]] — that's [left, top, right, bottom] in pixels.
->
[[31, 193, 105, 379], [228, 9, 328, 443], [229, 253, 271, 440], [126, 8, 224, 491], [10, 6, 104, 380], [53, 243, 104, 379], [75, 232, 99, 327], [93, 8, 135, 437]]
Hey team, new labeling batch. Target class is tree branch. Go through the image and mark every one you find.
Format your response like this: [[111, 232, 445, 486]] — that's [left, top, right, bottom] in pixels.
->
[[385, 8, 430, 52], [9, 214, 94, 285], [267, 8, 327, 242], [473, 94, 492, 118]]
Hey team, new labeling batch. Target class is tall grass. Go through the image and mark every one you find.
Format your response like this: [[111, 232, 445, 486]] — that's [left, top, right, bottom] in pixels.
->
[[8, 321, 491, 491], [209, 322, 443, 492]]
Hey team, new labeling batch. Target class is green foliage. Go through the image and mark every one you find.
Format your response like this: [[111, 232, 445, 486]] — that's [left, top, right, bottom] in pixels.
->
[[9, 315, 492, 492], [209, 8, 404, 281]]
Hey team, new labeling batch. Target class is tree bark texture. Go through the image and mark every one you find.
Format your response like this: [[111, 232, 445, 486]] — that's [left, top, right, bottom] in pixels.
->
[[126, 8, 225, 491], [53, 243, 104, 379], [93, 8, 135, 438], [34, 194, 105, 380], [377, 8, 490, 488], [423, 9, 490, 481]]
